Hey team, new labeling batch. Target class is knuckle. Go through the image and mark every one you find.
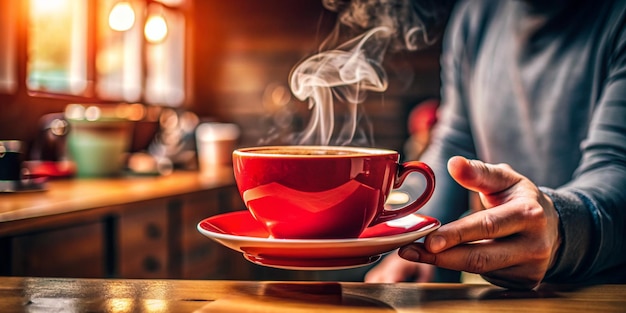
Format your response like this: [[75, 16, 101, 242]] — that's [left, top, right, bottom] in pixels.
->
[[452, 229, 465, 247], [466, 250, 513, 274], [519, 200, 549, 228], [496, 162, 514, 171], [465, 251, 491, 273], [480, 214, 499, 238]]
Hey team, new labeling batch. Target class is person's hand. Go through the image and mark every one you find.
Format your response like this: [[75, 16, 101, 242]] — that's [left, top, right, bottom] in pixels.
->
[[364, 250, 435, 283], [398, 156, 561, 290]]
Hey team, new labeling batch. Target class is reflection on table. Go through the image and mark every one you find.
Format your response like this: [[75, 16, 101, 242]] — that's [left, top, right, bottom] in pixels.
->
[[1, 277, 625, 312]]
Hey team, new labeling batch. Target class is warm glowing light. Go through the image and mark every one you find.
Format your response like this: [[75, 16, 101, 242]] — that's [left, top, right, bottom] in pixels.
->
[[144, 15, 168, 43], [114, 103, 145, 121], [386, 190, 410, 205], [109, 2, 135, 31], [107, 298, 133, 313], [31, 0, 67, 15], [84, 106, 102, 121], [143, 299, 167, 312], [65, 104, 86, 120]]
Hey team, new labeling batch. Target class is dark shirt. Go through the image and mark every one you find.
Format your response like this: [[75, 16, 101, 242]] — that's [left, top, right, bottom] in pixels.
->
[[412, 0, 626, 283]]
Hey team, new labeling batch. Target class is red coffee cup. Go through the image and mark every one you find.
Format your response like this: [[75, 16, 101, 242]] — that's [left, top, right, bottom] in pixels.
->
[[232, 146, 435, 239]]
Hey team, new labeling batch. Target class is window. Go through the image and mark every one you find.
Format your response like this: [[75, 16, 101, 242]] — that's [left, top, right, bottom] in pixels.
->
[[0, 0, 17, 94], [144, 3, 186, 106], [27, 0, 88, 95], [11, 0, 187, 106], [97, 0, 144, 102]]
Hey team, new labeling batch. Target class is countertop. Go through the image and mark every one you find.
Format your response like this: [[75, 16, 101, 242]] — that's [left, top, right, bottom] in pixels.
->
[[1, 277, 624, 312], [0, 168, 236, 233]]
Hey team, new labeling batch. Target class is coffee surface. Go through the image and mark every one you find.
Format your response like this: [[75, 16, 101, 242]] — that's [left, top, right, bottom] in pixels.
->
[[252, 148, 368, 156]]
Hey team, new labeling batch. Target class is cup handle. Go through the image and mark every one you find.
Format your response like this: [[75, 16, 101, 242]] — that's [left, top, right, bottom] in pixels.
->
[[371, 161, 435, 225]]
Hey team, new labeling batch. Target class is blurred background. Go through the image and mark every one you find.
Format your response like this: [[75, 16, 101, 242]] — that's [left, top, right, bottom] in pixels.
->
[[0, 0, 444, 281], [0, 0, 442, 157]]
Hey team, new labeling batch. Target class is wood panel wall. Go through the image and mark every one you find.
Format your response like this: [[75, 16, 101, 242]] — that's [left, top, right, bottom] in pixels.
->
[[0, 0, 441, 158], [189, 0, 442, 153]]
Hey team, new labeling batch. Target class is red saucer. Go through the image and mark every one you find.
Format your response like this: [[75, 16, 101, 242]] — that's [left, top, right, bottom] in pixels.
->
[[197, 210, 440, 270]]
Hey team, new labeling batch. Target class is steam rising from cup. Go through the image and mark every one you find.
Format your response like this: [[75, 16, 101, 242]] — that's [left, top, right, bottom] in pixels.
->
[[290, 27, 390, 146], [288, 0, 453, 146]]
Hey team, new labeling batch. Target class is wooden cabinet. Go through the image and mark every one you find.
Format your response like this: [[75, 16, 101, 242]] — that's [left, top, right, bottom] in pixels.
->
[[0, 171, 257, 279], [117, 199, 171, 278], [9, 221, 106, 278], [177, 189, 254, 279]]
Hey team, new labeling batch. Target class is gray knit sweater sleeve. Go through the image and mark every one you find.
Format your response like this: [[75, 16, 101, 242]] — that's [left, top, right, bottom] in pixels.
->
[[422, 0, 626, 284]]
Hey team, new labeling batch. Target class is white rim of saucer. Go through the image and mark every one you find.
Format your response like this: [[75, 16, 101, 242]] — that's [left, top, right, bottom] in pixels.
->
[[196, 218, 440, 246]]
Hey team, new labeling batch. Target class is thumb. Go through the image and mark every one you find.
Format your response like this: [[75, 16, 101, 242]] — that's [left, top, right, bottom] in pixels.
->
[[447, 156, 521, 197]]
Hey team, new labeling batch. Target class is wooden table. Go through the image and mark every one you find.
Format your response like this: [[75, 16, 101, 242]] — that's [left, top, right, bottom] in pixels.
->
[[1, 277, 624, 312]]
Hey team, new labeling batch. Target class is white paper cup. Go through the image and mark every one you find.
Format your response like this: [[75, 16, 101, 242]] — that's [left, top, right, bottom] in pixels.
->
[[196, 122, 240, 172]]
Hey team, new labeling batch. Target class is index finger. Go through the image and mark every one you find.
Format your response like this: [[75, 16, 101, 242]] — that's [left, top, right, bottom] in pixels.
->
[[425, 201, 530, 253]]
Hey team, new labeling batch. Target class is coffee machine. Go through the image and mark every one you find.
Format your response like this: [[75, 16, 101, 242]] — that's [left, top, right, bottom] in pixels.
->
[[0, 140, 24, 192]]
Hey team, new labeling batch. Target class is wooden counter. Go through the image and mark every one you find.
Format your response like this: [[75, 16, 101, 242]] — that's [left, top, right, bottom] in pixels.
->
[[0, 169, 237, 234], [0, 169, 263, 280], [1, 277, 624, 312], [0, 169, 236, 222]]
